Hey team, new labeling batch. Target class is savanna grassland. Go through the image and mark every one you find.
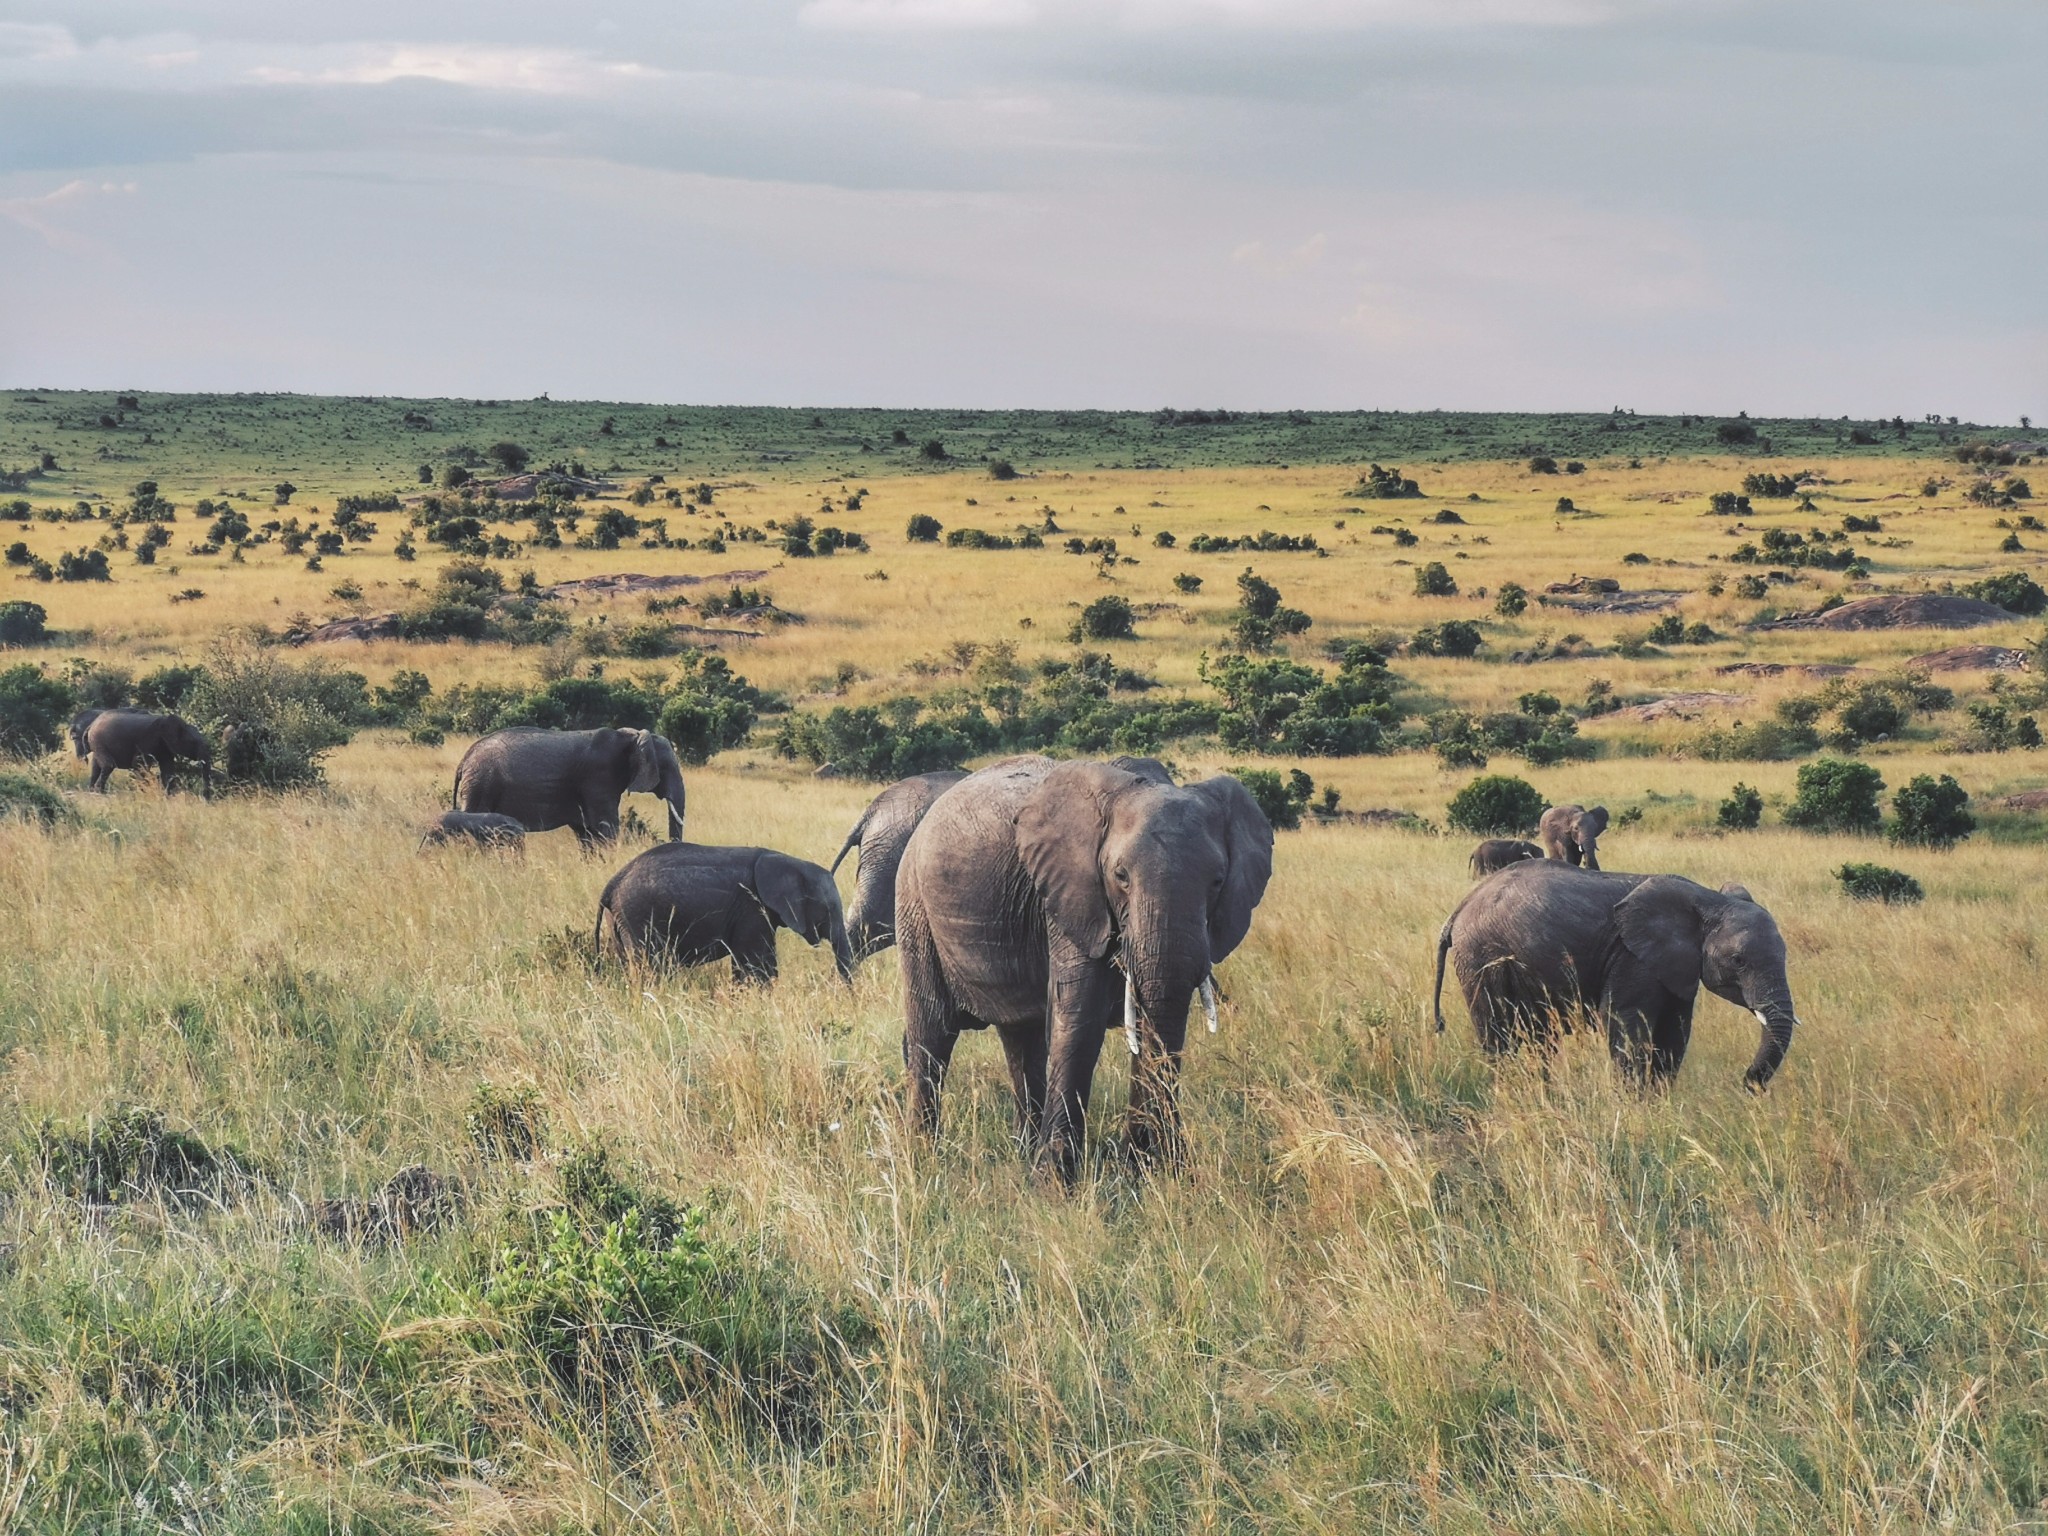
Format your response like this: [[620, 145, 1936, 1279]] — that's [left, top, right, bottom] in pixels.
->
[[5, 392, 2048, 1533]]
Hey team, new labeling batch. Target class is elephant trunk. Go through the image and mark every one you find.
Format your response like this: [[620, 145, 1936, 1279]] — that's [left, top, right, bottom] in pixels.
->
[[1744, 995, 1797, 1090], [666, 796, 686, 841], [831, 911, 856, 984]]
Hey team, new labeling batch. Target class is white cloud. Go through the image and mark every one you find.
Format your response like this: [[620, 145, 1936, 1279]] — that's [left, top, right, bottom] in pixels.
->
[[0, 22, 76, 61], [0, 179, 138, 258], [801, 0, 1040, 30], [249, 45, 661, 95]]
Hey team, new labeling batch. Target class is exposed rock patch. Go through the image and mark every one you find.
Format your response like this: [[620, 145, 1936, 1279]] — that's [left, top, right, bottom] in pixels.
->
[[1618, 692, 1749, 722], [1764, 594, 2014, 631], [1906, 645, 2031, 673]]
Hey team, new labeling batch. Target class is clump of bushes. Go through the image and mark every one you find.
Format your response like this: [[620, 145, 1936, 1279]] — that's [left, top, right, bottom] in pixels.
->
[[1204, 642, 1400, 756], [1446, 774, 1546, 835], [1354, 464, 1421, 499], [1961, 570, 2048, 616], [39, 1103, 262, 1206], [1230, 569, 1312, 650], [0, 769, 75, 827], [1413, 562, 1457, 597], [1494, 582, 1528, 618], [1187, 530, 1319, 553], [186, 638, 370, 789], [1717, 783, 1764, 829], [1072, 596, 1136, 641], [1227, 766, 1316, 831], [1783, 758, 1884, 834], [1409, 620, 1483, 658], [1890, 773, 1973, 847], [0, 600, 48, 646], [0, 663, 75, 758], [905, 514, 942, 542], [1837, 862, 1923, 904]]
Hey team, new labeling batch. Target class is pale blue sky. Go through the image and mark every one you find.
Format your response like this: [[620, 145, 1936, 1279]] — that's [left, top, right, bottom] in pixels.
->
[[1, 1, 2041, 418]]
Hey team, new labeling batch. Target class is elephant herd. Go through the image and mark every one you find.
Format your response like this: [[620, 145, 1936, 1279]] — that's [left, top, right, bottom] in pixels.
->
[[62, 712, 1802, 1183]]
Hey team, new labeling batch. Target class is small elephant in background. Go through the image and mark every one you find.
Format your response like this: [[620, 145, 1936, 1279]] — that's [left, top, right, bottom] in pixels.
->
[[830, 770, 968, 960], [74, 709, 215, 795], [455, 726, 686, 847], [596, 843, 853, 984], [1540, 803, 1609, 869], [419, 810, 526, 854], [1469, 838, 1543, 877]]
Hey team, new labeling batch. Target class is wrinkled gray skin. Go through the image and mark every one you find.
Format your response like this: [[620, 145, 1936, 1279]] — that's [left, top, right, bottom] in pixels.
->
[[596, 843, 853, 985], [454, 727, 685, 847], [1469, 838, 1543, 877], [75, 709, 214, 795], [1432, 861, 1797, 1090], [896, 755, 1272, 1185], [1540, 803, 1609, 869], [831, 771, 968, 960], [419, 810, 527, 854]]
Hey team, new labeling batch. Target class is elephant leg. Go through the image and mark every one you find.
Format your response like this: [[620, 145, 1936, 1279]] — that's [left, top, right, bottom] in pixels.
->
[[995, 1023, 1048, 1152], [1126, 1007, 1191, 1171], [1040, 962, 1119, 1186], [88, 756, 112, 792], [1647, 1000, 1694, 1083], [1602, 980, 1684, 1087], [1564, 842, 1584, 868], [898, 907, 963, 1139]]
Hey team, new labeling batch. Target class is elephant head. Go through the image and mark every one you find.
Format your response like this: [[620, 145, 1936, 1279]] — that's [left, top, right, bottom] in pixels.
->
[[1017, 762, 1272, 1051], [166, 717, 215, 796], [1614, 877, 1798, 1089], [756, 852, 855, 982], [625, 729, 687, 839]]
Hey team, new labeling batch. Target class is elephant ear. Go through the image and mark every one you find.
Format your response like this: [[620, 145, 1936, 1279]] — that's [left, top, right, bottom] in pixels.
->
[[1613, 877, 1709, 998], [1583, 806, 1610, 834], [1187, 774, 1275, 963], [624, 729, 662, 792], [1015, 761, 1129, 961], [755, 855, 831, 944]]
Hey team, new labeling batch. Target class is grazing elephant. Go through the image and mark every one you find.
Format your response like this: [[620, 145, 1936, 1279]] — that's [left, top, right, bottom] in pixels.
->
[[418, 810, 527, 854], [1432, 861, 1798, 1090], [596, 843, 853, 984], [454, 727, 686, 847], [1540, 803, 1609, 869], [831, 771, 968, 960], [1469, 838, 1543, 877], [77, 709, 214, 795], [896, 755, 1272, 1184]]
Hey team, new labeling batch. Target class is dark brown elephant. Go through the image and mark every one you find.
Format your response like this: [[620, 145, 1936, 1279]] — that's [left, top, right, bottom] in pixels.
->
[[596, 843, 853, 984], [895, 755, 1272, 1185], [1432, 860, 1798, 1090], [453, 727, 685, 847], [1469, 838, 1543, 877], [1539, 803, 1609, 869], [75, 709, 214, 795], [830, 771, 968, 960]]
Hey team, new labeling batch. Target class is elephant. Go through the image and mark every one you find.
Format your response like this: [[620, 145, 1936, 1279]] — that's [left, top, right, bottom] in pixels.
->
[[831, 771, 968, 960], [895, 755, 1272, 1185], [1431, 860, 1798, 1090], [76, 709, 214, 795], [1469, 838, 1543, 877], [1539, 803, 1609, 869], [453, 726, 685, 847], [596, 843, 853, 985], [418, 810, 527, 854]]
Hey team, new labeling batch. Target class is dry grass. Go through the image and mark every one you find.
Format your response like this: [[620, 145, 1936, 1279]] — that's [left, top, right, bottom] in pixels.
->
[[5, 447, 2048, 1531]]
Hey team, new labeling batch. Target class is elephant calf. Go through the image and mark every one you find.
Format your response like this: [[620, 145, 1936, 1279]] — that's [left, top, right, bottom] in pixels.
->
[[75, 709, 215, 795], [1469, 838, 1543, 877], [597, 843, 853, 985], [1433, 861, 1799, 1090], [1539, 803, 1609, 869], [419, 811, 526, 853]]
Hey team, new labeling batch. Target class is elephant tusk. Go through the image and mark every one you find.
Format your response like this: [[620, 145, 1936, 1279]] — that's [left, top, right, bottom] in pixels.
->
[[1125, 974, 1141, 1056], [1201, 973, 1220, 1034]]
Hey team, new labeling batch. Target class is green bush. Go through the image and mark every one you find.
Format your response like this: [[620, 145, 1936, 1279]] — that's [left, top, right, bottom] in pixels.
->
[[1204, 644, 1399, 756], [1891, 774, 1974, 847], [0, 600, 49, 645], [1413, 562, 1457, 597], [514, 676, 658, 732], [1783, 758, 1884, 834], [1410, 620, 1483, 658], [39, 1103, 261, 1206], [55, 548, 111, 582], [1172, 573, 1202, 593], [1837, 862, 1923, 904], [1962, 571, 2048, 616], [185, 639, 365, 789], [1717, 783, 1764, 830], [1494, 582, 1528, 618], [0, 769, 75, 826], [1226, 767, 1309, 831], [1072, 596, 1136, 641], [654, 652, 765, 764], [0, 663, 75, 758], [905, 514, 942, 542], [1445, 774, 1546, 835]]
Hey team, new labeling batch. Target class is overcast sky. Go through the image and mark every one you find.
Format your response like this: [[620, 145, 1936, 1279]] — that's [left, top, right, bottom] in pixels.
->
[[1, 1, 2041, 418]]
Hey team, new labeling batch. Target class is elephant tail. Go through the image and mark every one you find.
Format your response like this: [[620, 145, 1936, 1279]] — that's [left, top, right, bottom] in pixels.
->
[[1432, 916, 1455, 1034], [829, 808, 870, 877], [592, 902, 610, 966]]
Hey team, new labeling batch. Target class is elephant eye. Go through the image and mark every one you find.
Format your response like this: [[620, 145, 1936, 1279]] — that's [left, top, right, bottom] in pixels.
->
[[1113, 865, 1130, 883]]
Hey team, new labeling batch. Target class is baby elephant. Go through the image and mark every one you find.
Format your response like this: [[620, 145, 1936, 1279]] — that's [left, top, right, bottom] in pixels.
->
[[597, 843, 854, 985], [419, 810, 527, 854], [75, 709, 215, 795], [1469, 838, 1543, 877], [1540, 803, 1609, 869]]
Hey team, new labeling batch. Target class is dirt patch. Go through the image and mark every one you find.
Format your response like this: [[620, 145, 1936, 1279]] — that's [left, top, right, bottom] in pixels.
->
[[1617, 691, 1749, 723], [1717, 662, 1862, 678], [1906, 645, 2032, 673], [1764, 594, 2015, 631]]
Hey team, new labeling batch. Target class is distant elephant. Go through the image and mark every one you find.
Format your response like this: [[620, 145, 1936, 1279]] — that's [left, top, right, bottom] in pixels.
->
[[1540, 803, 1609, 869], [418, 810, 526, 854], [1469, 838, 1543, 877], [1432, 861, 1798, 1090], [77, 709, 214, 795], [454, 727, 685, 847], [831, 771, 968, 960], [596, 843, 853, 984], [896, 755, 1272, 1185]]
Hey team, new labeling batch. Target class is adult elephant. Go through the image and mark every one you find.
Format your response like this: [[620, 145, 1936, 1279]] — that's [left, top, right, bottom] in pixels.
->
[[76, 709, 215, 795], [1539, 803, 1609, 869], [1431, 861, 1798, 1090], [453, 727, 685, 847], [896, 755, 1272, 1185], [830, 771, 968, 960], [597, 843, 853, 985]]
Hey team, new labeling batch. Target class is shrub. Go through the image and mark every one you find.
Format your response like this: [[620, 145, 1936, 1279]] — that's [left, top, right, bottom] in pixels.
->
[[1716, 420, 1759, 445], [1494, 582, 1528, 618], [1734, 574, 1770, 600], [1528, 456, 1559, 474], [1172, 573, 1202, 593], [1445, 774, 1546, 835], [905, 514, 942, 542], [514, 676, 658, 733], [1962, 571, 2048, 616], [1843, 514, 1882, 533], [1708, 491, 1752, 516], [1837, 862, 1923, 904], [654, 652, 764, 764], [0, 601, 49, 646], [1717, 783, 1764, 829], [1413, 562, 1457, 597], [1409, 620, 1483, 657], [1354, 464, 1421, 498], [1073, 596, 1136, 641], [55, 548, 110, 582], [1204, 644, 1399, 756], [988, 460, 1018, 480], [1227, 767, 1306, 831], [0, 663, 74, 758], [1783, 758, 1884, 834], [487, 441, 530, 473], [466, 1081, 548, 1162], [0, 769, 75, 827], [1744, 473, 1801, 498], [39, 1103, 260, 1206], [1891, 774, 1974, 847], [185, 639, 365, 789]]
